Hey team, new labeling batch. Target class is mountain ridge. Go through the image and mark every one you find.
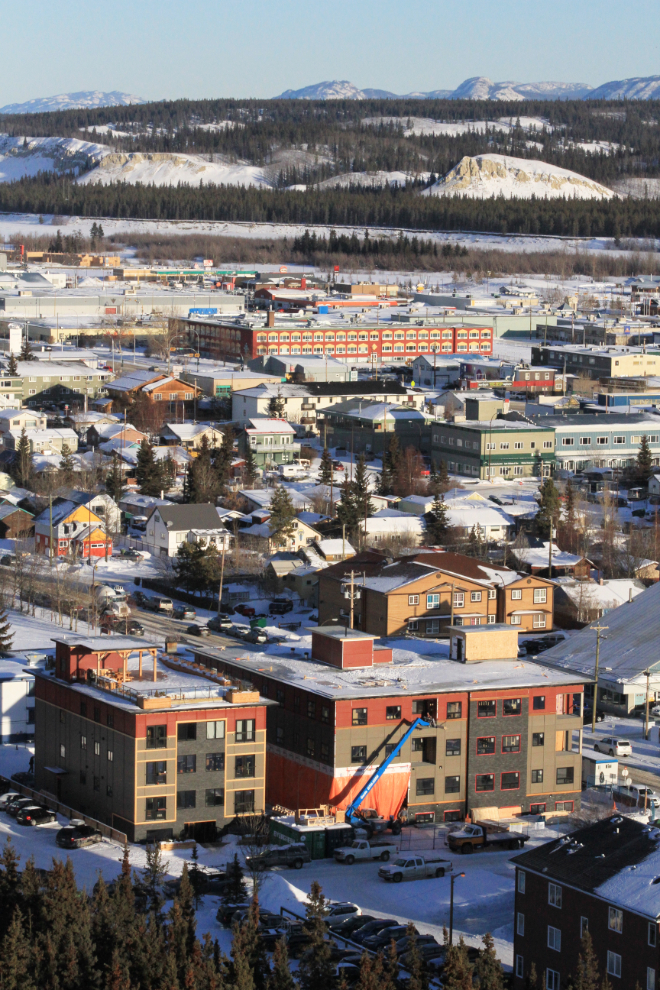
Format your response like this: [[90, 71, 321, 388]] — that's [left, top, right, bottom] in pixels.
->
[[0, 91, 146, 114]]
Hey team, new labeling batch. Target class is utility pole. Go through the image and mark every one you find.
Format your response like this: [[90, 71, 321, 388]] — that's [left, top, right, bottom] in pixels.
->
[[590, 623, 609, 733], [548, 516, 554, 580], [217, 536, 226, 616], [49, 494, 53, 568]]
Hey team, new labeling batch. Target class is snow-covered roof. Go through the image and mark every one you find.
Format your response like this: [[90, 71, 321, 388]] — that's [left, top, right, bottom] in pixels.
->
[[104, 369, 163, 392], [515, 543, 587, 569], [555, 578, 645, 611], [446, 504, 515, 529], [364, 514, 426, 535], [162, 422, 222, 440], [245, 418, 296, 434], [316, 538, 355, 556]]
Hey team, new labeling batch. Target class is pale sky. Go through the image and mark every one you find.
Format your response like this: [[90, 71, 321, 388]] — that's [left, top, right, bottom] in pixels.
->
[[2, 0, 659, 103]]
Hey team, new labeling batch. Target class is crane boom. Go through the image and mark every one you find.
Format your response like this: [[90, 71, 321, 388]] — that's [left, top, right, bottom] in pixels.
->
[[344, 717, 430, 824]]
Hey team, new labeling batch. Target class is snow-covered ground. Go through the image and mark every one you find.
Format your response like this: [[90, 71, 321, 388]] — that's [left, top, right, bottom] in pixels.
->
[[362, 116, 554, 137], [79, 152, 271, 189], [584, 716, 660, 779]]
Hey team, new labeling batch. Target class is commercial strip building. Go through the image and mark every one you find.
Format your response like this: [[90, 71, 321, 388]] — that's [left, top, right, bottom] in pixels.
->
[[318, 549, 556, 637], [173, 316, 494, 365], [192, 624, 586, 824], [320, 402, 433, 455], [431, 419, 555, 479], [512, 816, 660, 990], [535, 412, 660, 473], [179, 366, 282, 399], [532, 344, 660, 380], [33, 636, 269, 842], [0, 291, 244, 323]]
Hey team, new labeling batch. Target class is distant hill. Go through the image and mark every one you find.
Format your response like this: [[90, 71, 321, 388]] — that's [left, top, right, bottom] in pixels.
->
[[0, 91, 146, 114], [422, 154, 615, 200], [588, 75, 660, 100]]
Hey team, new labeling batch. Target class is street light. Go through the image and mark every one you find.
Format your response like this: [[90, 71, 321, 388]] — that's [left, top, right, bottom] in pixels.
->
[[449, 872, 465, 945]]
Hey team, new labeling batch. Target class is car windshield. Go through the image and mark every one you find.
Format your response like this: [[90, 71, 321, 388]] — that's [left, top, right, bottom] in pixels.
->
[[394, 858, 407, 866], [351, 842, 360, 848]]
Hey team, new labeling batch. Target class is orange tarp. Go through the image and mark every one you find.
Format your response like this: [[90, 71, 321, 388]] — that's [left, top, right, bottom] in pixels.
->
[[266, 751, 410, 818]]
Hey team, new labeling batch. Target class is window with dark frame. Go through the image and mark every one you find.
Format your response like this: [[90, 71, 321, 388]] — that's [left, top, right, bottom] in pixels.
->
[[177, 754, 196, 774], [351, 746, 367, 763], [177, 791, 196, 810], [416, 778, 435, 796], [177, 723, 197, 741], [478, 700, 496, 718], [476, 774, 495, 791], [386, 706, 401, 720], [235, 719, 255, 742], [446, 701, 462, 719], [533, 696, 546, 710], [446, 738, 461, 757], [205, 788, 224, 807], [146, 725, 167, 749], [146, 797, 166, 820], [321, 743, 330, 761], [502, 771, 520, 790], [532, 732, 545, 747], [531, 769, 544, 783], [445, 775, 460, 793], [556, 767, 574, 785], [352, 708, 368, 726], [307, 700, 316, 719], [477, 737, 496, 755], [503, 698, 522, 716], [234, 790, 255, 814], [146, 761, 167, 785], [502, 734, 521, 753], [235, 755, 255, 778], [321, 706, 330, 724], [206, 753, 225, 772], [306, 738, 315, 758]]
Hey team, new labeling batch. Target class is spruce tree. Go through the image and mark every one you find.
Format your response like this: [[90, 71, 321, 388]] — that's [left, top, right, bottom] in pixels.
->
[[565, 476, 576, 524], [426, 494, 448, 545], [270, 937, 296, 990], [353, 454, 375, 525], [222, 854, 248, 904], [59, 443, 75, 484], [636, 434, 654, 486], [136, 439, 163, 497], [571, 931, 600, 990], [141, 843, 169, 916], [214, 426, 235, 492], [14, 428, 32, 489], [0, 840, 21, 932], [298, 881, 335, 990], [0, 606, 14, 653], [441, 936, 473, 990], [19, 336, 33, 362], [378, 455, 394, 497], [268, 486, 297, 547], [7, 353, 18, 376], [0, 908, 36, 990], [473, 933, 504, 990], [535, 477, 561, 540], [466, 524, 486, 559], [336, 474, 361, 544], [105, 456, 127, 504], [402, 924, 428, 990], [319, 447, 333, 486], [242, 444, 258, 489]]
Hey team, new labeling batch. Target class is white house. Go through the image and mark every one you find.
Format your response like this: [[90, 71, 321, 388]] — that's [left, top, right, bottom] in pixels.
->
[[0, 657, 40, 742], [145, 503, 231, 557], [4, 427, 79, 454], [364, 508, 426, 545], [0, 409, 48, 434], [397, 494, 435, 516]]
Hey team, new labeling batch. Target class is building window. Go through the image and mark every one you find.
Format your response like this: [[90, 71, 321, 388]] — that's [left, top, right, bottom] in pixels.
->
[[206, 720, 225, 739], [177, 791, 196, 810], [648, 968, 656, 990], [556, 801, 574, 812], [80, 734, 87, 750], [549, 883, 563, 908], [307, 700, 316, 719], [517, 913, 525, 937], [276, 727, 284, 744], [533, 696, 546, 710], [107, 784, 113, 797], [147, 725, 167, 749], [503, 698, 522, 716], [502, 771, 520, 790], [206, 753, 225, 772], [478, 700, 496, 718], [533, 732, 545, 747], [649, 922, 657, 948], [608, 907, 623, 933], [107, 750, 113, 762], [235, 719, 255, 742], [548, 926, 561, 952], [352, 708, 367, 726], [427, 593, 440, 609], [447, 701, 462, 719], [146, 797, 167, 820], [235, 755, 255, 778], [446, 738, 461, 757], [511, 589, 522, 600], [386, 706, 401, 720], [351, 746, 367, 763], [416, 778, 435, 796], [477, 737, 496, 755], [607, 952, 621, 979], [177, 723, 197, 742], [306, 738, 315, 758], [530, 802, 546, 814], [532, 769, 544, 784], [546, 969, 560, 990], [80, 771, 86, 785], [177, 754, 196, 774], [205, 788, 224, 807], [409, 594, 419, 605], [518, 871, 526, 893], [408, 620, 419, 631], [235, 790, 255, 814], [453, 592, 465, 608], [93, 776, 100, 792], [502, 734, 521, 753], [445, 775, 460, 794], [92, 741, 100, 756], [60, 744, 66, 758], [580, 917, 589, 937], [534, 588, 547, 604], [476, 774, 494, 791], [557, 767, 574, 785], [516, 956, 524, 980], [321, 705, 329, 724], [146, 761, 167, 785], [470, 591, 482, 602]]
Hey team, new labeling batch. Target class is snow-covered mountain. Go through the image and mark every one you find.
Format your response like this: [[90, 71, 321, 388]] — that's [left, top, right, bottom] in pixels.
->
[[422, 154, 615, 200], [276, 81, 367, 100], [0, 91, 146, 114], [0, 135, 107, 180], [78, 152, 270, 188], [276, 78, 594, 101], [588, 76, 660, 100]]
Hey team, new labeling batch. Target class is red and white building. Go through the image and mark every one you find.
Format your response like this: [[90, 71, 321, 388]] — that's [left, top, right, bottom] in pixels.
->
[[34, 500, 112, 559], [178, 318, 494, 365]]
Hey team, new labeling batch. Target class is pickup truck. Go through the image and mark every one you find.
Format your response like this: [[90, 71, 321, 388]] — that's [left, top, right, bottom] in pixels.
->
[[334, 839, 398, 864], [446, 823, 529, 854], [378, 854, 453, 882], [245, 843, 311, 870]]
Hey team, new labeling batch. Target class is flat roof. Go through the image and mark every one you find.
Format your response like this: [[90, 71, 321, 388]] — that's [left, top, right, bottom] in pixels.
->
[[53, 635, 154, 651], [440, 420, 553, 432], [314, 626, 377, 642], [193, 644, 589, 701]]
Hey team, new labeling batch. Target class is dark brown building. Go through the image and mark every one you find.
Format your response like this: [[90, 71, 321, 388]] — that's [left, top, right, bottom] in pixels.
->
[[512, 815, 660, 990], [0, 504, 33, 540]]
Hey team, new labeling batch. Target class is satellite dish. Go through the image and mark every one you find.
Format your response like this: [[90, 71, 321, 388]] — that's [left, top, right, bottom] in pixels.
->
[[622, 768, 629, 777]]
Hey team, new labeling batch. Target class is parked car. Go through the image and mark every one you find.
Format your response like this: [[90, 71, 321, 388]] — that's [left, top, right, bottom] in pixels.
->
[[208, 614, 233, 632], [594, 737, 632, 757], [363, 924, 417, 951], [328, 914, 377, 936], [187, 624, 210, 637], [0, 790, 20, 808], [243, 628, 268, 645], [235, 604, 256, 618], [400, 944, 446, 968], [332, 461, 345, 471], [56, 821, 103, 848], [6, 796, 38, 817], [144, 597, 173, 613], [393, 934, 438, 956], [16, 805, 57, 827], [174, 606, 197, 621], [583, 705, 606, 723], [11, 771, 35, 786], [324, 902, 361, 926], [269, 598, 295, 616], [132, 591, 147, 606], [216, 902, 250, 927], [127, 620, 145, 636], [245, 843, 311, 871], [119, 549, 144, 562]]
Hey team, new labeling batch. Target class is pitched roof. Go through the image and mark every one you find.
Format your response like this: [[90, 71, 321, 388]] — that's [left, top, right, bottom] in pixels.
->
[[104, 370, 164, 392], [154, 503, 227, 531]]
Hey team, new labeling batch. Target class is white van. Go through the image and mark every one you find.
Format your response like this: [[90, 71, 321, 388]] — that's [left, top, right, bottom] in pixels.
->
[[278, 463, 306, 479]]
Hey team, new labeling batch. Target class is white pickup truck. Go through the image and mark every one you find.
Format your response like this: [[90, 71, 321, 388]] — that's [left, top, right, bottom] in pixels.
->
[[378, 854, 453, 882], [334, 840, 398, 864]]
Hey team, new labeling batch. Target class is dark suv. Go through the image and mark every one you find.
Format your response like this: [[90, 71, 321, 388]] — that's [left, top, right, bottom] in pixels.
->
[[56, 821, 103, 849], [245, 843, 311, 871], [269, 598, 294, 615]]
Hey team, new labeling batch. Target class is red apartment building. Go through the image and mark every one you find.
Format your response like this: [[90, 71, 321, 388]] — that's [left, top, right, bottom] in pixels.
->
[[176, 317, 493, 364]]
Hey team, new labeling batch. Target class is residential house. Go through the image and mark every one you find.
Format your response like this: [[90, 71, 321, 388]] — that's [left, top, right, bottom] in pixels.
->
[[179, 366, 282, 400], [192, 624, 585, 824], [431, 418, 555, 480], [318, 548, 555, 636], [0, 656, 39, 742], [237, 418, 297, 469], [440, 491, 516, 541], [512, 816, 660, 990], [511, 542, 593, 579], [534, 412, 660, 474], [364, 509, 427, 547], [313, 538, 356, 562], [55, 490, 121, 535], [104, 369, 200, 415], [0, 409, 47, 434], [33, 500, 112, 558], [0, 505, 33, 540], [319, 402, 433, 456], [239, 510, 321, 554], [87, 422, 148, 449], [552, 577, 646, 628], [144, 504, 230, 557], [159, 423, 225, 449], [118, 493, 172, 529], [4, 427, 79, 454], [398, 495, 435, 516]]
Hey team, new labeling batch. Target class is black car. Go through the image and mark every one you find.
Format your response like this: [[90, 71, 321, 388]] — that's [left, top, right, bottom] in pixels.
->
[[216, 902, 250, 927], [187, 624, 210, 637], [269, 598, 295, 616], [328, 914, 377, 935], [16, 805, 57, 827], [56, 822, 103, 849], [392, 934, 438, 956], [6, 796, 38, 817], [127, 620, 145, 636], [11, 771, 35, 786], [132, 591, 147, 605], [351, 919, 399, 944], [363, 925, 417, 951], [583, 706, 606, 723]]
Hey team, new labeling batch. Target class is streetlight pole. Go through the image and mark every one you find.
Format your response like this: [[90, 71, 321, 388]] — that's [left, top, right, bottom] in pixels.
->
[[590, 623, 609, 733], [449, 872, 465, 945]]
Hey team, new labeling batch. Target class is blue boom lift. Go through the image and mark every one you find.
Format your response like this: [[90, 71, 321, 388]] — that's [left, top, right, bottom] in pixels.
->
[[343, 718, 430, 836]]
